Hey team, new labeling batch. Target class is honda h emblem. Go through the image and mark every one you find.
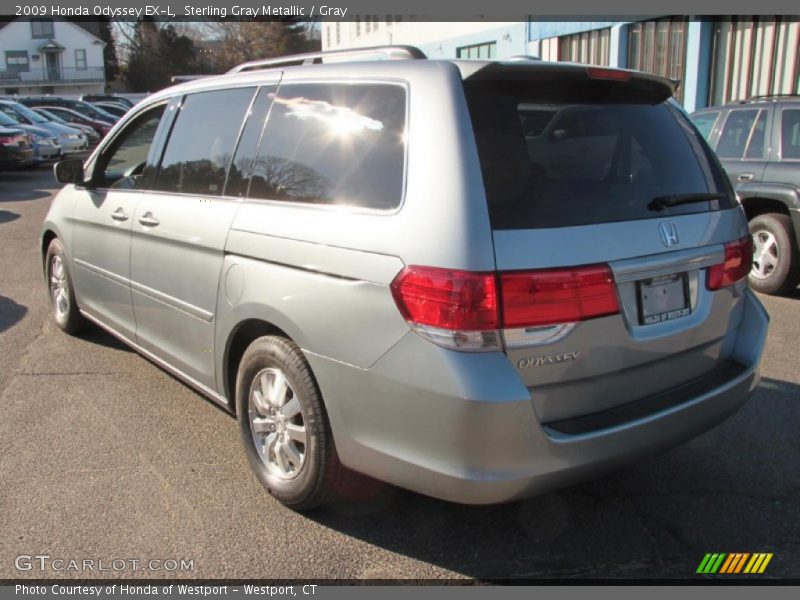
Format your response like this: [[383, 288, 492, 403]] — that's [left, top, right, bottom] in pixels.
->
[[659, 222, 680, 247]]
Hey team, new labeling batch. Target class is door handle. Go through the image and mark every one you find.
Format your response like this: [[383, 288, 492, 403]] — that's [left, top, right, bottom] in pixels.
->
[[138, 212, 160, 227], [110, 208, 129, 222], [738, 173, 755, 183]]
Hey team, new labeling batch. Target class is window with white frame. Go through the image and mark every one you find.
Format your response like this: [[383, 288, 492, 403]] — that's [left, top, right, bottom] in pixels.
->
[[75, 49, 87, 70], [457, 42, 497, 59], [30, 18, 54, 39], [5, 51, 29, 72]]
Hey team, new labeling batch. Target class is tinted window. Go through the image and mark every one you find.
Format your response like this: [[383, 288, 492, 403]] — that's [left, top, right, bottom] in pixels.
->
[[716, 109, 758, 159], [465, 80, 729, 229], [248, 83, 406, 209], [690, 111, 719, 140], [97, 105, 165, 189], [0, 105, 25, 124], [744, 110, 767, 159], [154, 88, 256, 195], [225, 86, 276, 197], [781, 109, 800, 159]]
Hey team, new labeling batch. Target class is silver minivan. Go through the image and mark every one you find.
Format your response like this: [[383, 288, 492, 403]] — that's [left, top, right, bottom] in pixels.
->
[[42, 47, 769, 510]]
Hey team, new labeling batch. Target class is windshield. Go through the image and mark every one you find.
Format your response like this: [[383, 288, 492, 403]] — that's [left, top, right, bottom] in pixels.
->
[[74, 101, 112, 121], [37, 109, 65, 123], [464, 79, 734, 229], [0, 112, 20, 127], [10, 102, 48, 124]]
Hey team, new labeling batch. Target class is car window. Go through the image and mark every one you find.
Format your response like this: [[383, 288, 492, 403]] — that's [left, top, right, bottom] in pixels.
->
[[744, 110, 768, 159], [690, 111, 719, 141], [225, 86, 276, 198], [0, 105, 25, 123], [96, 105, 165, 189], [716, 109, 758, 159], [464, 79, 731, 229], [781, 109, 800, 159], [153, 87, 256, 196], [248, 83, 407, 210]]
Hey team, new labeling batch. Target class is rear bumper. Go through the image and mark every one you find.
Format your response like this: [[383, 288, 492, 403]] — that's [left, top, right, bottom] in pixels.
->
[[307, 289, 769, 504]]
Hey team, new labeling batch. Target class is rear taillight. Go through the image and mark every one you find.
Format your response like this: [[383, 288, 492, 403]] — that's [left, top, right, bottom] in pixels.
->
[[390, 267, 498, 330], [500, 265, 620, 328], [707, 235, 753, 290], [0, 134, 25, 145], [390, 264, 620, 351]]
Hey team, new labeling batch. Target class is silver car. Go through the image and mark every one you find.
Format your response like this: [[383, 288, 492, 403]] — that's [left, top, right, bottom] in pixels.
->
[[42, 47, 769, 510], [0, 100, 88, 155]]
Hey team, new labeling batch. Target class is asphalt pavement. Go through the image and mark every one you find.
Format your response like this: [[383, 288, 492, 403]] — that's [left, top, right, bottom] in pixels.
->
[[1, 166, 798, 581]]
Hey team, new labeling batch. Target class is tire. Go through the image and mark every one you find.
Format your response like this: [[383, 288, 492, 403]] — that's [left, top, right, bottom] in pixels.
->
[[45, 238, 85, 334], [748, 213, 800, 295], [236, 335, 351, 510]]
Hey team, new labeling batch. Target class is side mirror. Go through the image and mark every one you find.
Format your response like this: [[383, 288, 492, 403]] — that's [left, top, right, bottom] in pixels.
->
[[54, 158, 87, 185]]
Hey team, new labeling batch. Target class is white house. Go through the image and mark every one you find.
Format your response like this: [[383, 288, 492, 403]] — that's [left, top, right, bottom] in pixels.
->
[[0, 18, 105, 96]]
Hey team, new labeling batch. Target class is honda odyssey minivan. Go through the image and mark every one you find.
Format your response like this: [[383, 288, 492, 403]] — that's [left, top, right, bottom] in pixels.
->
[[42, 46, 768, 510]]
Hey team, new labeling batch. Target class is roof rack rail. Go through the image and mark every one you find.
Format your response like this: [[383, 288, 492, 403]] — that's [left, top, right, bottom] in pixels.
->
[[171, 75, 212, 84], [228, 45, 426, 74], [739, 93, 800, 103]]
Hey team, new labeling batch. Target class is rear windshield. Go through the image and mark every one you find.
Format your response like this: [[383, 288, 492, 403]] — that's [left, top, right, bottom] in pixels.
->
[[464, 80, 734, 229]]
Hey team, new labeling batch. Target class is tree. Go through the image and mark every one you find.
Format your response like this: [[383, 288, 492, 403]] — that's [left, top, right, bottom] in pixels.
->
[[123, 21, 204, 92], [96, 17, 120, 84], [202, 20, 320, 72]]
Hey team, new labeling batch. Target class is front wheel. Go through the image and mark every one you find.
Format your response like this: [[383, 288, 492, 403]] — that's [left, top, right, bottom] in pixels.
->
[[236, 335, 352, 510], [748, 213, 800, 295], [45, 238, 85, 334]]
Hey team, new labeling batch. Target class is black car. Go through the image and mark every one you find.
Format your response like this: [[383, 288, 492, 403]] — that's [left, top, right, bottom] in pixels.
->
[[692, 96, 800, 295], [0, 125, 34, 170], [19, 97, 117, 125]]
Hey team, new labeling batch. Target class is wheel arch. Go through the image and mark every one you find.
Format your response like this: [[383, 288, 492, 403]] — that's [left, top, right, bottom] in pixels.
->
[[222, 318, 295, 416]]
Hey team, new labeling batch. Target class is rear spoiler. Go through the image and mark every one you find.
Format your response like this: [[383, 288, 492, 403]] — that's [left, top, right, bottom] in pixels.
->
[[460, 61, 678, 104]]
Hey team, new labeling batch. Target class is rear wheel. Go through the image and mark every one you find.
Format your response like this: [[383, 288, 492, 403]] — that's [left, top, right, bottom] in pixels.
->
[[748, 213, 800, 295], [45, 238, 85, 334], [236, 335, 351, 510]]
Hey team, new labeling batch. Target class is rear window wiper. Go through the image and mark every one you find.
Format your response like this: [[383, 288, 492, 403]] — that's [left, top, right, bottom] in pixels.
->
[[647, 193, 726, 212]]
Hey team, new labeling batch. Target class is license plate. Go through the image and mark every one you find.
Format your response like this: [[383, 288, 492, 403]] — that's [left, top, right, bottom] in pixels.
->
[[638, 273, 690, 325]]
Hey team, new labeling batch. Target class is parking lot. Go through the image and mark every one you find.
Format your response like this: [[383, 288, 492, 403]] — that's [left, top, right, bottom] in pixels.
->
[[1, 166, 798, 581]]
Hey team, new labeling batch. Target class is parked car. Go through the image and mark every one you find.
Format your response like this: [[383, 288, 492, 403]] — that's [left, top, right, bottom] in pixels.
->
[[31, 107, 100, 145], [90, 101, 129, 119], [20, 97, 118, 125], [0, 100, 88, 155], [0, 111, 60, 163], [43, 48, 768, 510], [32, 106, 112, 138], [691, 96, 800, 295], [0, 125, 34, 170], [80, 94, 135, 109]]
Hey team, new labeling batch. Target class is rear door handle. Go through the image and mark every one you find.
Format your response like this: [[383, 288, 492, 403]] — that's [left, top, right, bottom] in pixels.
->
[[138, 212, 160, 227], [738, 173, 755, 183], [110, 208, 128, 222]]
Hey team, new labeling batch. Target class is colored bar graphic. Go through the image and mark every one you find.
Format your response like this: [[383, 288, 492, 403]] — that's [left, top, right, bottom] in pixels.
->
[[758, 554, 773, 573], [719, 554, 736, 574], [734, 553, 750, 573], [697, 554, 713, 574], [700, 552, 773, 575], [710, 553, 726, 573]]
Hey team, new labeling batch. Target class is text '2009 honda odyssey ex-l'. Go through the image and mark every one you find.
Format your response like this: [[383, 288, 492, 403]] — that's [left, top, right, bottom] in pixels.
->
[[42, 46, 769, 510]]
